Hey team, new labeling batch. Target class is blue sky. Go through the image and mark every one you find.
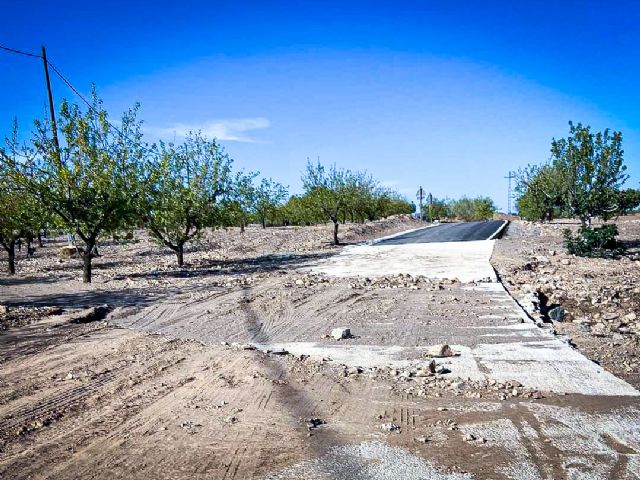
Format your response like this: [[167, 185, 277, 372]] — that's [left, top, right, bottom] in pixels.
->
[[2, 0, 639, 211]]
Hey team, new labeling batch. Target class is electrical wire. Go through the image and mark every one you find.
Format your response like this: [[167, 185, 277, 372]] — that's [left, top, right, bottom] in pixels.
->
[[0, 44, 42, 58], [1, 42, 157, 157]]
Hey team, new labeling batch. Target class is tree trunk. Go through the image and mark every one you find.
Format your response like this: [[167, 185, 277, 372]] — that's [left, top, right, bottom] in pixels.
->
[[261, 217, 266, 229], [6, 240, 16, 275], [38, 232, 43, 247], [82, 251, 93, 283], [240, 220, 245, 233], [333, 221, 339, 245], [176, 243, 185, 267]]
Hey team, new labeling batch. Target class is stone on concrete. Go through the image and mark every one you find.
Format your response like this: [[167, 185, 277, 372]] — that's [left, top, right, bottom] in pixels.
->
[[331, 328, 352, 340], [425, 344, 455, 358]]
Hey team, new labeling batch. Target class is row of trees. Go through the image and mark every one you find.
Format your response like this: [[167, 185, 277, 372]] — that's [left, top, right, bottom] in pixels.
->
[[516, 122, 638, 224], [0, 93, 414, 281], [420, 196, 497, 221]]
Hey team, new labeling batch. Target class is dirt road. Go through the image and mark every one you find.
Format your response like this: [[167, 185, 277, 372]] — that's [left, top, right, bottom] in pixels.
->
[[1, 219, 639, 479]]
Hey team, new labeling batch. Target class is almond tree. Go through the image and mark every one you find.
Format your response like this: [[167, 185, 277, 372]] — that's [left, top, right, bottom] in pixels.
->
[[0, 127, 46, 274], [143, 133, 233, 267], [254, 177, 288, 228], [302, 161, 351, 245], [11, 92, 145, 283], [551, 122, 628, 226]]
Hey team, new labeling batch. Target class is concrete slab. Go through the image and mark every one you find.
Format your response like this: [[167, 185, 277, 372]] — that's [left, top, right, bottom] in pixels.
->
[[306, 240, 497, 283]]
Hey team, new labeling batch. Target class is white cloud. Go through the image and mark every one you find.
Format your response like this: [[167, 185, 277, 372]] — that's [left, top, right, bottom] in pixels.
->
[[148, 117, 270, 143]]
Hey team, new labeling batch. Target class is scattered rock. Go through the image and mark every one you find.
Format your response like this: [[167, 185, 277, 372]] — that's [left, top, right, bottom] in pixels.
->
[[331, 327, 352, 340], [548, 306, 565, 322], [59, 245, 81, 258], [305, 418, 325, 430], [380, 423, 401, 433], [0, 305, 8, 315], [425, 344, 455, 358], [68, 305, 110, 324]]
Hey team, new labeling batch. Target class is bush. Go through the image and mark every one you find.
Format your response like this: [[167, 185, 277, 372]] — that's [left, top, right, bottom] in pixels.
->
[[563, 224, 623, 257]]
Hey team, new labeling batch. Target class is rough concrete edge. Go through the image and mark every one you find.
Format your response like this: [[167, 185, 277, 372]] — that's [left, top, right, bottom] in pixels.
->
[[488, 220, 510, 240], [488, 245, 640, 396], [366, 223, 439, 246]]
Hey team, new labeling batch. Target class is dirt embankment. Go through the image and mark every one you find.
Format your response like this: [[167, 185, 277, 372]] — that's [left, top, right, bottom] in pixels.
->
[[491, 216, 640, 388]]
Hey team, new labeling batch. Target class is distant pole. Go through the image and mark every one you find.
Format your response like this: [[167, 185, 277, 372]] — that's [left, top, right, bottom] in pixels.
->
[[41, 46, 61, 158], [428, 192, 433, 222], [416, 186, 425, 221], [504, 171, 516, 215]]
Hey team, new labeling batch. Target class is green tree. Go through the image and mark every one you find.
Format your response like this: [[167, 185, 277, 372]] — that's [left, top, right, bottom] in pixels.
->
[[0, 126, 49, 274], [551, 121, 628, 226], [448, 196, 496, 221], [144, 133, 233, 267], [230, 171, 257, 233], [254, 178, 288, 228], [302, 161, 351, 245], [516, 163, 568, 221], [616, 188, 640, 215], [9, 93, 144, 283], [280, 194, 324, 226]]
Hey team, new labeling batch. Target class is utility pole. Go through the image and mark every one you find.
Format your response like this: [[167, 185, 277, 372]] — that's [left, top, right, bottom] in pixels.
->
[[43, 45, 71, 246], [428, 192, 433, 223], [41, 46, 61, 158], [416, 186, 425, 221], [504, 171, 516, 215]]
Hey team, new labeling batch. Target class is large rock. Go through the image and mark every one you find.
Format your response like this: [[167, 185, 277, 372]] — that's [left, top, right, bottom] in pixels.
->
[[548, 306, 565, 322], [425, 344, 455, 358], [59, 245, 81, 258], [330, 327, 352, 340]]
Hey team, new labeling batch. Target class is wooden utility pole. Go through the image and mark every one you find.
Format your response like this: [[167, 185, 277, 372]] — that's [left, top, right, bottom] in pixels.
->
[[41, 46, 61, 158]]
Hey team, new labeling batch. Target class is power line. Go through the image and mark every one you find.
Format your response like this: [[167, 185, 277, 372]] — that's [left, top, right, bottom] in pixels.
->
[[1, 42, 155, 157], [0, 44, 42, 58]]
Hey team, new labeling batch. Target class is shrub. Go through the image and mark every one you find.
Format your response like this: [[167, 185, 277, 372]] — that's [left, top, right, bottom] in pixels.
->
[[563, 224, 623, 257]]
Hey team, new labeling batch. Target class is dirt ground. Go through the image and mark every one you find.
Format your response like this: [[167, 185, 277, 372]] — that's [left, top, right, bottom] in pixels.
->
[[491, 215, 640, 389], [4, 308, 637, 480], [2, 216, 640, 479]]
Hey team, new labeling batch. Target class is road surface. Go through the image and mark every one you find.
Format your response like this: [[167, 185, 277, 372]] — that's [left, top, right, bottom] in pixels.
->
[[376, 220, 506, 245]]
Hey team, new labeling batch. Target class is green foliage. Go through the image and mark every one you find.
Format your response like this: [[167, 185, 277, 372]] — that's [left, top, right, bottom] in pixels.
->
[[616, 188, 640, 215], [421, 197, 450, 220], [279, 194, 325, 226], [563, 224, 623, 257], [254, 178, 288, 228], [516, 163, 567, 221], [144, 133, 233, 266], [302, 161, 352, 244], [301, 161, 415, 244], [7, 91, 144, 282], [0, 143, 47, 274], [551, 122, 627, 225], [229, 170, 258, 232], [516, 122, 629, 225], [448, 196, 496, 221]]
